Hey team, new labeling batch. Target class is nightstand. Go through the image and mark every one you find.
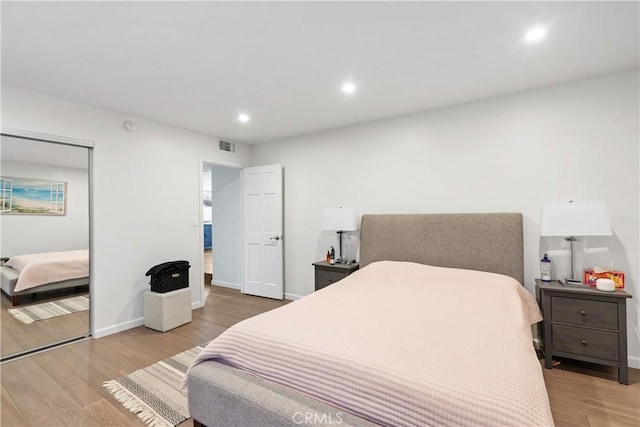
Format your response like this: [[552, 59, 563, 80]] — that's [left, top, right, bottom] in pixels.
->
[[536, 279, 632, 384], [312, 261, 359, 291]]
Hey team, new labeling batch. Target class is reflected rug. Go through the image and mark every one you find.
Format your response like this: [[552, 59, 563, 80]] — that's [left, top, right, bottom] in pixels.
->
[[8, 294, 89, 324], [103, 346, 202, 427]]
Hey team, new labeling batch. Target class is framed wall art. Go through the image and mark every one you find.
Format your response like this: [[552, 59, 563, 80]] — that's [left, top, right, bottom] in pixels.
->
[[0, 176, 67, 215]]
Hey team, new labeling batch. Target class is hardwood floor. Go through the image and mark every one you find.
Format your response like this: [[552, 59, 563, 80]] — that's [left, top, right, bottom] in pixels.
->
[[542, 358, 639, 427], [1, 286, 286, 427], [1, 290, 89, 359], [1, 286, 638, 427]]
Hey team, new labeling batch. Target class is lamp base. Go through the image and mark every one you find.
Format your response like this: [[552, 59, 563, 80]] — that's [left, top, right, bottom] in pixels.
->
[[561, 277, 588, 288]]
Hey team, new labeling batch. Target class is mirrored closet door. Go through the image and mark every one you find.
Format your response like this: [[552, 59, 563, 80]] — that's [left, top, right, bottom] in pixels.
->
[[1, 133, 91, 360]]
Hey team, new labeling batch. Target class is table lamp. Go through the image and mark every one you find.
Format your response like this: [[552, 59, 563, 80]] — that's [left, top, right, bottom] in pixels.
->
[[322, 207, 359, 263], [540, 201, 612, 285]]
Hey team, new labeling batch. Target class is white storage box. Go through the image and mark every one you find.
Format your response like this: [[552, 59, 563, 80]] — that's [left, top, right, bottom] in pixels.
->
[[144, 288, 191, 332]]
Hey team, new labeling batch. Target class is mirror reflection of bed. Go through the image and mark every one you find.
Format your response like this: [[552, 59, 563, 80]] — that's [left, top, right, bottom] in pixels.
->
[[0, 134, 91, 360]]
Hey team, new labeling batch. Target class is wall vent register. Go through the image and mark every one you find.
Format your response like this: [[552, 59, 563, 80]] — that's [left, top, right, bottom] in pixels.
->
[[219, 140, 236, 153]]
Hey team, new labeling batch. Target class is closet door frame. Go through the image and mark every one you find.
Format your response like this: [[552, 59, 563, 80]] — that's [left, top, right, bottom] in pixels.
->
[[1, 127, 95, 344]]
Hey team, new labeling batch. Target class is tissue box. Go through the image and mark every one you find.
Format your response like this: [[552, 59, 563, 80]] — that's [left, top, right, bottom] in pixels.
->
[[584, 269, 625, 288]]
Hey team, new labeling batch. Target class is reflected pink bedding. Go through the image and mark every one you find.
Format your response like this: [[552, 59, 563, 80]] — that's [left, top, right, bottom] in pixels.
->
[[7, 249, 89, 292]]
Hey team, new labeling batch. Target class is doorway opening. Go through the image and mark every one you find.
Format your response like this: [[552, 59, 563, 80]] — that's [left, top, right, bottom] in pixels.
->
[[200, 162, 242, 306]]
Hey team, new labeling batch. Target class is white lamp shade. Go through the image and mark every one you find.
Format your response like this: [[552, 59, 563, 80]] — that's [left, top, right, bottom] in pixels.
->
[[322, 207, 359, 231], [540, 201, 612, 237]]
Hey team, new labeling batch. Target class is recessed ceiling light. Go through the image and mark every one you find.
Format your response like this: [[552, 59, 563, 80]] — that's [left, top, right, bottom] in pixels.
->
[[341, 82, 356, 94], [524, 27, 547, 43], [237, 113, 250, 123]]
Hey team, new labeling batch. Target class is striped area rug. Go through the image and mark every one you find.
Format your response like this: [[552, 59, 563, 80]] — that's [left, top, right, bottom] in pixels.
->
[[103, 346, 202, 427], [8, 295, 89, 324]]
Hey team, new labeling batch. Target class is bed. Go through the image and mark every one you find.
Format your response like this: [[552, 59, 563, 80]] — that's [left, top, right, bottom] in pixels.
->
[[0, 249, 89, 306], [186, 213, 554, 426]]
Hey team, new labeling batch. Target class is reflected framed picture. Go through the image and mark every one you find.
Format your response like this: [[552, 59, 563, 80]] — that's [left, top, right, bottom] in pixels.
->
[[0, 176, 67, 215]]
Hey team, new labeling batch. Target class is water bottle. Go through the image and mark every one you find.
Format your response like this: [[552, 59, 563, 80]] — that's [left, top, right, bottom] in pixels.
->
[[540, 254, 551, 282]]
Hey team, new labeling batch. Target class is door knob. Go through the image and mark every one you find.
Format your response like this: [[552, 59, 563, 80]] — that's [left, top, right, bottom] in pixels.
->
[[270, 235, 281, 241]]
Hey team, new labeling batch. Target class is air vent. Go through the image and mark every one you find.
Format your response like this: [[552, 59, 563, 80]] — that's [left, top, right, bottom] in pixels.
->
[[219, 140, 236, 153]]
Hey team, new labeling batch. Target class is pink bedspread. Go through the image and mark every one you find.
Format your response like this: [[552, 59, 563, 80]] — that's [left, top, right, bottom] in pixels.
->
[[190, 261, 554, 426], [7, 250, 89, 292]]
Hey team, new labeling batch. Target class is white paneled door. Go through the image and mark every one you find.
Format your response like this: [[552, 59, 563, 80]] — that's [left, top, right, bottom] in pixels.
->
[[242, 164, 283, 299]]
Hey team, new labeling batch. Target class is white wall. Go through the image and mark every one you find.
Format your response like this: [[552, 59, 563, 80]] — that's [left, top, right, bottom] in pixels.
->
[[211, 165, 242, 288], [1, 160, 89, 257], [251, 69, 640, 366], [1, 84, 250, 337]]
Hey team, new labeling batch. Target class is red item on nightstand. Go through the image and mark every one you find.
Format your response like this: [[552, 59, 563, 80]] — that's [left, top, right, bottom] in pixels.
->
[[584, 269, 625, 288]]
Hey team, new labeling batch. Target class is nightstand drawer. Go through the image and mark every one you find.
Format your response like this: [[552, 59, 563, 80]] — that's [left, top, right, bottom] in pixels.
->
[[553, 325, 619, 361], [551, 296, 617, 329], [315, 269, 347, 290]]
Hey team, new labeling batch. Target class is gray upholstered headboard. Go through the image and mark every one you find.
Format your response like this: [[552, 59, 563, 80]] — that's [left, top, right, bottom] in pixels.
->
[[360, 213, 524, 284]]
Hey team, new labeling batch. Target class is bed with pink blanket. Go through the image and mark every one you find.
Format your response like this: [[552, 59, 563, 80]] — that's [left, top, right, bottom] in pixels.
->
[[186, 213, 554, 426], [0, 250, 89, 306]]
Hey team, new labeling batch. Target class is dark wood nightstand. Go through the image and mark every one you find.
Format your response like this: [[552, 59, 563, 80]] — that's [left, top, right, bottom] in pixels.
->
[[536, 279, 632, 384], [312, 261, 359, 291]]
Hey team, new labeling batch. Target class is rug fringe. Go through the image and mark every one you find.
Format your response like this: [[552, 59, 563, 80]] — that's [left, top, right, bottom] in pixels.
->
[[103, 380, 173, 427], [7, 309, 35, 324]]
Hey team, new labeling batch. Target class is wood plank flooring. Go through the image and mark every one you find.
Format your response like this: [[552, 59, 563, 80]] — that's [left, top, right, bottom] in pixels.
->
[[2, 286, 638, 427], [1, 290, 89, 359], [542, 358, 639, 427]]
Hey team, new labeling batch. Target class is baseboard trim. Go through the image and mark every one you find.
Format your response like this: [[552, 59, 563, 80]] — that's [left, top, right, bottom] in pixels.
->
[[629, 355, 640, 369], [94, 317, 144, 338], [212, 281, 241, 290], [94, 299, 202, 338], [212, 282, 303, 300]]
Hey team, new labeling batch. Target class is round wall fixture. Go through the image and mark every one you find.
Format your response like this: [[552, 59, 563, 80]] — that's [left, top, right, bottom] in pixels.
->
[[122, 120, 136, 132]]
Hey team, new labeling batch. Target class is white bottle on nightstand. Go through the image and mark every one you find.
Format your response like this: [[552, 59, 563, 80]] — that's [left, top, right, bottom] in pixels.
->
[[540, 254, 551, 282]]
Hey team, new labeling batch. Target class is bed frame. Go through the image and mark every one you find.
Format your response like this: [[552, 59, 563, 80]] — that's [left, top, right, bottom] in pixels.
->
[[0, 265, 89, 306], [188, 212, 524, 426]]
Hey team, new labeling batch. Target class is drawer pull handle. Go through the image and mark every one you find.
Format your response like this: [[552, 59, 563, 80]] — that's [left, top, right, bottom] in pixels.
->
[[580, 310, 586, 316], [581, 340, 588, 346]]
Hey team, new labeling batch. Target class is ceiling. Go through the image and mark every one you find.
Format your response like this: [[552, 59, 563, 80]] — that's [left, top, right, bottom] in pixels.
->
[[2, 2, 638, 144]]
